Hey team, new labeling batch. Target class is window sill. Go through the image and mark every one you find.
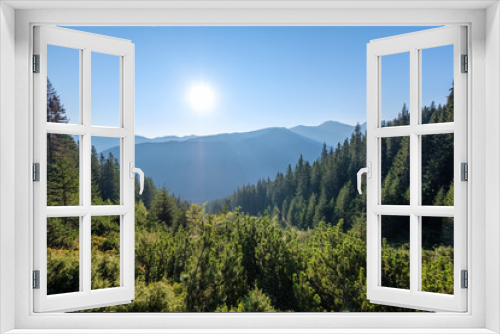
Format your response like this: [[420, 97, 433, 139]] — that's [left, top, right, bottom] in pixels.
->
[[4, 330, 498, 334]]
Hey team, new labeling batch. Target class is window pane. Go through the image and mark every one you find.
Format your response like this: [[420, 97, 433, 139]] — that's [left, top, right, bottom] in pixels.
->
[[381, 136, 410, 205], [91, 137, 121, 205], [381, 215, 410, 290], [421, 133, 454, 206], [421, 45, 454, 124], [47, 133, 80, 206], [381, 52, 410, 127], [47, 45, 80, 125], [91, 216, 120, 290], [421, 217, 454, 294], [47, 217, 80, 295], [91, 52, 121, 127]]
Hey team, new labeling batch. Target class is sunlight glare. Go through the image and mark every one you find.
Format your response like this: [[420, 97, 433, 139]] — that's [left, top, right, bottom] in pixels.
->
[[188, 83, 216, 112]]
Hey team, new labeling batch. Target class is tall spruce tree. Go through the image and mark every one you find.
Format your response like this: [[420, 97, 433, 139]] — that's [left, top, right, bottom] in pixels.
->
[[46, 79, 79, 206]]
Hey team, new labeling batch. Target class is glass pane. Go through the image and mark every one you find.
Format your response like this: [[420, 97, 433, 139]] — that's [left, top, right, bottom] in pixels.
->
[[47, 45, 80, 125], [91, 137, 121, 205], [421, 45, 454, 124], [381, 52, 410, 127], [381, 136, 410, 205], [381, 215, 410, 290], [421, 217, 454, 294], [421, 133, 454, 206], [91, 216, 120, 290], [47, 133, 80, 206], [91, 52, 121, 127], [47, 217, 80, 295]]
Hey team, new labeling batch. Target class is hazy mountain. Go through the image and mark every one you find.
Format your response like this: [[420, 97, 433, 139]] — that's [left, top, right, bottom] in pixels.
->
[[290, 120, 365, 148], [92, 134, 195, 152], [105, 128, 324, 203], [101, 120, 366, 203]]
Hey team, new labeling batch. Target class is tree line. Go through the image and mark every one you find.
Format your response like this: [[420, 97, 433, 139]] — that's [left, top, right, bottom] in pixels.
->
[[210, 90, 454, 249]]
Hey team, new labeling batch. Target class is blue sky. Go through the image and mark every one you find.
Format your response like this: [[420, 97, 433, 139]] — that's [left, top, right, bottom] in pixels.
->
[[48, 26, 453, 137]]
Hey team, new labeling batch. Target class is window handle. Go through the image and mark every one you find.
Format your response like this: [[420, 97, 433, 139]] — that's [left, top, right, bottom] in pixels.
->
[[357, 162, 371, 195], [129, 161, 145, 195]]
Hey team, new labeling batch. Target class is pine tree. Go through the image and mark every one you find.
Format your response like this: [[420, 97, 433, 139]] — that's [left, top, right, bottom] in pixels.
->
[[150, 188, 178, 230], [46, 79, 79, 206], [91, 146, 102, 203], [100, 152, 120, 204], [47, 79, 69, 123], [381, 136, 410, 205]]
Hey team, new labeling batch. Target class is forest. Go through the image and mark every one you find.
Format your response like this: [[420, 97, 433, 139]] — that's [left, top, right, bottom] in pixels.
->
[[46, 78, 454, 312]]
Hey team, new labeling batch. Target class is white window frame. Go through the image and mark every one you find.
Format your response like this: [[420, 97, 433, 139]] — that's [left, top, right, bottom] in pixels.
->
[[365, 26, 467, 312], [33, 25, 136, 312], [1, 1, 498, 333]]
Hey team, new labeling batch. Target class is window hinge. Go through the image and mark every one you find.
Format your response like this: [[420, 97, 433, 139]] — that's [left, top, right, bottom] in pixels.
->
[[33, 54, 40, 73], [461, 54, 468, 73], [33, 163, 40, 182], [461, 162, 468, 181], [33, 270, 40, 289], [461, 270, 468, 289]]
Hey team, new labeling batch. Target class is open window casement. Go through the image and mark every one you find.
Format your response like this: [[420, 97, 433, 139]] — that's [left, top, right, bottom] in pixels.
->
[[360, 26, 467, 312], [33, 26, 142, 312]]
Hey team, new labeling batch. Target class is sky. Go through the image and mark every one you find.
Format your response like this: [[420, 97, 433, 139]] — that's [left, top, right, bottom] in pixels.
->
[[47, 26, 453, 138]]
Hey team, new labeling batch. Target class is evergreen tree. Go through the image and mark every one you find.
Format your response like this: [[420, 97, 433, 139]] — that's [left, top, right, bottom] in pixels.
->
[[150, 188, 178, 230], [91, 146, 102, 203], [100, 152, 120, 204], [46, 79, 79, 206], [47, 79, 69, 123]]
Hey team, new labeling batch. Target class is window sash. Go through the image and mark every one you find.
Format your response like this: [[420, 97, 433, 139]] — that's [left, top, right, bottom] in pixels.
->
[[33, 25, 136, 313], [366, 26, 467, 312]]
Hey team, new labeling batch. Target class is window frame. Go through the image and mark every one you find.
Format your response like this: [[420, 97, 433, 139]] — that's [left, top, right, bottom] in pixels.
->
[[365, 26, 467, 312], [6, 3, 496, 333], [33, 25, 136, 312]]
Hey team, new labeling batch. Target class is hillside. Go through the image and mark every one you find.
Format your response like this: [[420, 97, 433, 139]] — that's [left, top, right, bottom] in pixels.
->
[[101, 121, 363, 203], [106, 127, 324, 203]]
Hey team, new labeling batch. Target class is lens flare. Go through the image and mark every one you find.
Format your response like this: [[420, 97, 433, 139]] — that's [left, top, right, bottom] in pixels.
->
[[188, 83, 216, 112]]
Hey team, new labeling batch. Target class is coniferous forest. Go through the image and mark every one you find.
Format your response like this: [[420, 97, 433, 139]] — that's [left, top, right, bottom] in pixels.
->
[[46, 78, 454, 312]]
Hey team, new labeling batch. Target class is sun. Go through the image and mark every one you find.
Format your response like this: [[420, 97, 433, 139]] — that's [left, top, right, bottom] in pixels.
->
[[188, 83, 216, 112]]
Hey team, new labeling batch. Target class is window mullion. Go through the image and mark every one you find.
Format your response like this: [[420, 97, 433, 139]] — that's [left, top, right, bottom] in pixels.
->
[[81, 214, 91, 293], [409, 47, 420, 294], [82, 47, 91, 210], [82, 48, 92, 294]]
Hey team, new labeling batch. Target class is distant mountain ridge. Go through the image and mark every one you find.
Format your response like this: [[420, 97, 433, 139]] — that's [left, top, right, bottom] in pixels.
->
[[94, 121, 364, 153], [102, 120, 365, 203], [290, 121, 365, 147], [92, 134, 195, 153]]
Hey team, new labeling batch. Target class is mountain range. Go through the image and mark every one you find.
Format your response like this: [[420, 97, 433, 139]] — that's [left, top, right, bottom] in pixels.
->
[[92, 134, 196, 153], [102, 120, 365, 203]]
